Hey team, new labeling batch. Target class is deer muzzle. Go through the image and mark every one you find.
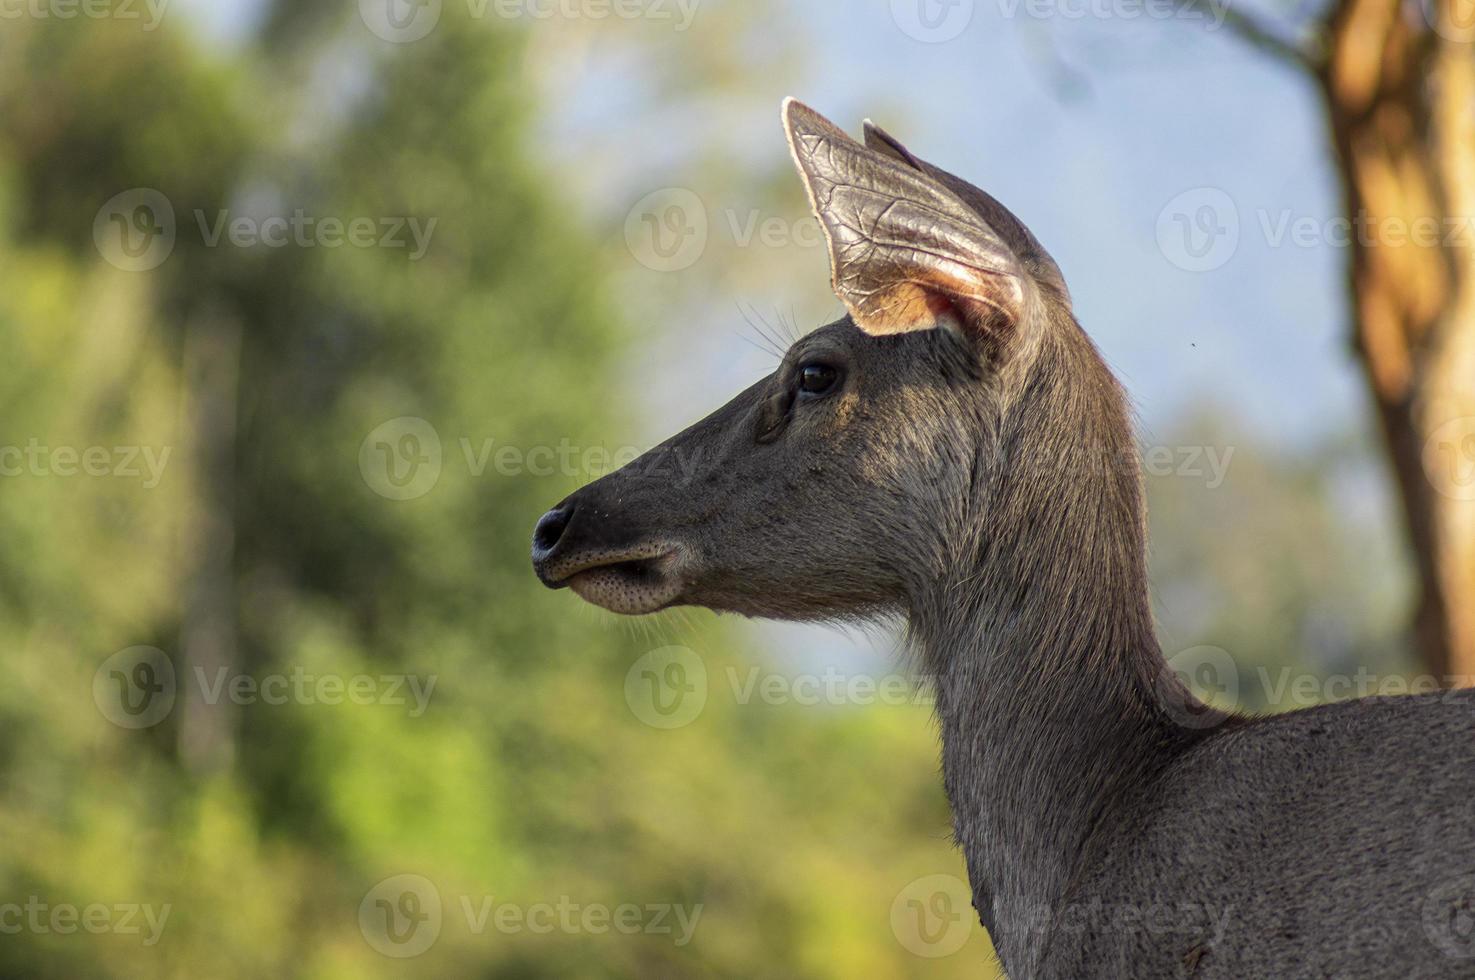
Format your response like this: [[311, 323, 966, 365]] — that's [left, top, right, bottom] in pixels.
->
[[531, 496, 686, 615]]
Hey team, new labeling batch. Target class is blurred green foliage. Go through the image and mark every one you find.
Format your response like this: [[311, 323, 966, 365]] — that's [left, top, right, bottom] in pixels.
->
[[0, 5, 1412, 979], [0, 8, 993, 978]]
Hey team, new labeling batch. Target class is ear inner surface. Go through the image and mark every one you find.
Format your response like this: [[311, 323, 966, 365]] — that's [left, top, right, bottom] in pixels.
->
[[861, 117, 1069, 303], [782, 98, 1030, 339]]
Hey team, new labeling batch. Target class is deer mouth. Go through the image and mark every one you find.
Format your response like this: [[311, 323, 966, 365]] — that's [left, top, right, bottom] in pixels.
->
[[536, 544, 684, 616]]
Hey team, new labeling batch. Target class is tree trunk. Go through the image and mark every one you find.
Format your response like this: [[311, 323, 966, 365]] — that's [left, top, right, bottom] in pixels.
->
[[1318, 0, 1475, 679], [179, 313, 242, 773]]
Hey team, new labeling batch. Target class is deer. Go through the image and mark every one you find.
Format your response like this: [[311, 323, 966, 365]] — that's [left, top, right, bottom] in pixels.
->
[[530, 99, 1475, 978]]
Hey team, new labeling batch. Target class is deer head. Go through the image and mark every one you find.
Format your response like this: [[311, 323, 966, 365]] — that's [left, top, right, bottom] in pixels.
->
[[532, 99, 1138, 639]]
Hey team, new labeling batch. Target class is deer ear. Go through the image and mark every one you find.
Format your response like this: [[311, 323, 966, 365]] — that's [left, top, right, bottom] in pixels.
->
[[782, 98, 1031, 340], [862, 118, 1069, 304]]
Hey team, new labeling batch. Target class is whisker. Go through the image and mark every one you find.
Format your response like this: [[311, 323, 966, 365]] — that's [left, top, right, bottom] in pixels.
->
[[736, 301, 791, 363]]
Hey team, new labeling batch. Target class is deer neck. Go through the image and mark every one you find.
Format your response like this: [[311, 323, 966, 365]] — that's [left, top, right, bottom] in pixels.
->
[[910, 333, 1195, 972]]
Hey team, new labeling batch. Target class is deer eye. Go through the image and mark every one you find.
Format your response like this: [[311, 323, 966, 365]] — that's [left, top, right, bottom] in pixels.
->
[[797, 362, 840, 397]]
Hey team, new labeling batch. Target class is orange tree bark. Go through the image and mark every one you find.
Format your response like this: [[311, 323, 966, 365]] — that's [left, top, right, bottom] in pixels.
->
[[1225, 0, 1475, 678]]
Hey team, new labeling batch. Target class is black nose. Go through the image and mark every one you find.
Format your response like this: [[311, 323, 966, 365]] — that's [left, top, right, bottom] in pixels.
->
[[533, 502, 574, 558]]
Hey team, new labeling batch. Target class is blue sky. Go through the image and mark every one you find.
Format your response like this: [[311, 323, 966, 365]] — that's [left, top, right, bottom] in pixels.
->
[[767, 4, 1353, 448]]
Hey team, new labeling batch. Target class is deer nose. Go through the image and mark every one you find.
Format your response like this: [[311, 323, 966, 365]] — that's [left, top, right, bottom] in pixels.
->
[[533, 502, 574, 557]]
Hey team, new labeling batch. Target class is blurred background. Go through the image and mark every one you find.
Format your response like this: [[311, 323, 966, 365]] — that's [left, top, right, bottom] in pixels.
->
[[1, 0, 1471, 975]]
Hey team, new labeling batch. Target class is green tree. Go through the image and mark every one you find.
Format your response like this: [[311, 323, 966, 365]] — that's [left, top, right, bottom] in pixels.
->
[[0, 10, 993, 979]]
